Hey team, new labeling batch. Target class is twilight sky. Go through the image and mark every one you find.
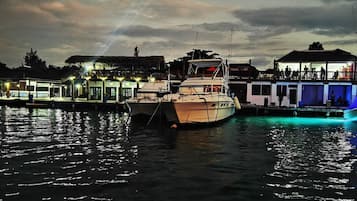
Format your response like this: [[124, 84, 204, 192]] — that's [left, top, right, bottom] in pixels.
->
[[0, 0, 357, 69]]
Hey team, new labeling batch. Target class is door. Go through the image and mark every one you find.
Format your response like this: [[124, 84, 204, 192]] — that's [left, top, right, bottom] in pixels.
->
[[289, 88, 297, 105], [229, 84, 247, 103]]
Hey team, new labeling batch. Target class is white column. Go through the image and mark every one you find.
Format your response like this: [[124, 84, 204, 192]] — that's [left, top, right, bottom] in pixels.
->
[[246, 82, 252, 103], [48, 83, 51, 99], [323, 84, 329, 104], [116, 86, 119, 102], [59, 85, 62, 98], [352, 84, 357, 102], [34, 82, 37, 98], [297, 83, 302, 106], [271, 83, 277, 105]]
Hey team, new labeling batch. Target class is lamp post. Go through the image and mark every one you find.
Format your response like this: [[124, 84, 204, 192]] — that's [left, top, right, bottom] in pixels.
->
[[134, 77, 141, 97]]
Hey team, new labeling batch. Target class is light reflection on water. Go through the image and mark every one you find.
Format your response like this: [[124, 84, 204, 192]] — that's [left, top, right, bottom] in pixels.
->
[[262, 116, 357, 200], [0, 107, 356, 201], [0, 107, 136, 201]]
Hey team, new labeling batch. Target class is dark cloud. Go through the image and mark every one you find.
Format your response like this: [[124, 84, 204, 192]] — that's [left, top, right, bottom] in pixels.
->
[[233, 4, 356, 36]]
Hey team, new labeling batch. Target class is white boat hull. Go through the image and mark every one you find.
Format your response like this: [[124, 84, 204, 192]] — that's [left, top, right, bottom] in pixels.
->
[[173, 99, 235, 124], [126, 101, 178, 123], [127, 101, 160, 117]]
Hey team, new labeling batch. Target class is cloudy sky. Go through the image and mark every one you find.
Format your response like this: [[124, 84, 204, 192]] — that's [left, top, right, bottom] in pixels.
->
[[1, 0, 357, 69]]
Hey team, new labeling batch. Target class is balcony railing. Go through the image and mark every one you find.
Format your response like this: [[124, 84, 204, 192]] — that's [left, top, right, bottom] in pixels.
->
[[230, 70, 356, 81]]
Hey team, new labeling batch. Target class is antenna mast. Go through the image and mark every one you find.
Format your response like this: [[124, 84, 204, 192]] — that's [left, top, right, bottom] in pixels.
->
[[229, 27, 233, 59]]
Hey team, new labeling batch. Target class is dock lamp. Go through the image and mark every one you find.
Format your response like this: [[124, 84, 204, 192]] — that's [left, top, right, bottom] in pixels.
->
[[134, 77, 141, 88], [5, 82, 10, 98], [5, 82, 10, 90], [115, 76, 125, 102]]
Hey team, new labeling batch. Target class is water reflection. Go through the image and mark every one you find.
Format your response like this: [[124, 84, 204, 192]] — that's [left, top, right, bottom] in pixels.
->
[[0, 107, 137, 201], [265, 117, 357, 200], [1, 107, 357, 201]]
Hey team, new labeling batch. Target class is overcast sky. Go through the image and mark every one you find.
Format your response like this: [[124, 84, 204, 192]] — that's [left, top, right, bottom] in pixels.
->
[[1, 0, 357, 69]]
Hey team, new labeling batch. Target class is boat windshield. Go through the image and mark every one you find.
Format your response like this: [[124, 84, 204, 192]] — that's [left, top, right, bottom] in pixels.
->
[[187, 59, 224, 78]]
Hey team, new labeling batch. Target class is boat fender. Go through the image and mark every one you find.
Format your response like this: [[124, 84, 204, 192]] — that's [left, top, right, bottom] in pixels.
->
[[234, 96, 241, 110]]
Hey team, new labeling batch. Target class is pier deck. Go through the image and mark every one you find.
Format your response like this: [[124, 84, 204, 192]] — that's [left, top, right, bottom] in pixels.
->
[[0, 98, 346, 117]]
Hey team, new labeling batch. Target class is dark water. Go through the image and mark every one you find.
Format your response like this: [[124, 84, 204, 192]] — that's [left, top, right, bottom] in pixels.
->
[[0, 106, 356, 201]]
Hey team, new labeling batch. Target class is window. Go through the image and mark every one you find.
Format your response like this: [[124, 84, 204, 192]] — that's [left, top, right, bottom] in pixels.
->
[[252, 85, 261, 95], [252, 84, 271, 95], [36, 87, 48, 91], [26, 86, 34, 91], [122, 88, 132, 99], [90, 87, 101, 100], [262, 85, 271, 95], [106, 87, 116, 100], [277, 85, 287, 96]]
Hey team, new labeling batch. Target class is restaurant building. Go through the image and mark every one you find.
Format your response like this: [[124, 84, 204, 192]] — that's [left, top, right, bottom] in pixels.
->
[[229, 47, 357, 108]]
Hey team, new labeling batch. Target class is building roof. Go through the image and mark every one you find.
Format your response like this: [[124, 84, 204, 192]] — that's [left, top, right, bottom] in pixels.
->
[[65, 55, 165, 66], [276, 49, 357, 63], [229, 63, 257, 71], [229, 63, 259, 78]]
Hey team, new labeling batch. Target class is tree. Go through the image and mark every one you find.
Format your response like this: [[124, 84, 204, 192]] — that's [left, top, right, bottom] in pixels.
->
[[24, 48, 47, 71], [308, 42, 324, 50], [0, 61, 7, 69], [168, 49, 220, 79]]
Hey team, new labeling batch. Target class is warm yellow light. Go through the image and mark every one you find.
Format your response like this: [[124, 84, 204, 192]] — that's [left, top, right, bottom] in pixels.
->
[[5, 82, 10, 89], [116, 76, 125, 82], [99, 76, 108, 81], [134, 77, 141, 82], [148, 76, 155, 82], [68, 76, 76, 81], [16, 84, 20, 88], [75, 84, 81, 89], [85, 76, 91, 81]]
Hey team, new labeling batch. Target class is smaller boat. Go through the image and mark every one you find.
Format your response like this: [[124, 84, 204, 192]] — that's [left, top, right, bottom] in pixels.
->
[[126, 80, 170, 117]]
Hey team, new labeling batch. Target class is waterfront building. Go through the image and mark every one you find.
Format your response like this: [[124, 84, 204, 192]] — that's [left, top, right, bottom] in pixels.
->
[[64, 54, 166, 103], [0, 66, 68, 101], [229, 47, 357, 108]]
